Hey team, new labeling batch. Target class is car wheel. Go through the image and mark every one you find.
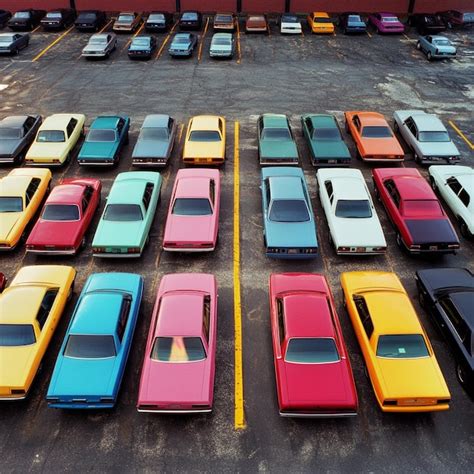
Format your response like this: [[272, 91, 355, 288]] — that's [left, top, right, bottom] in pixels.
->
[[80, 237, 87, 250], [459, 218, 470, 239], [418, 287, 427, 308], [67, 286, 73, 302], [456, 362, 468, 386], [429, 176, 438, 192], [414, 152, 421, 163], [393, 121, 399, 133], [15, 47, 19, 55], [345, 120, 349, 132], [427, 51, 433, 61], [374, 185, 380, 201], [416, 41, 421, 50], [396, 232, 403, 249]]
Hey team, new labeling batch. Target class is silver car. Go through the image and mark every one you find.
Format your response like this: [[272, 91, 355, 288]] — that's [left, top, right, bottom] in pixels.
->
[[82, 33, 117, 59], [210, 33, 234, 58], [0, 33, 29, 55], [393, 110, 460, 165]]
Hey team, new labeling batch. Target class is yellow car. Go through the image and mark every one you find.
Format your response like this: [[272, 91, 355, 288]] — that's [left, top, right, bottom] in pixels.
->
[[25, 113, 85, 166], [183, 115, 226, 165], [307, 12, 335, 34], [341, 271, 451, 412], [0, 168, 51, 250], [0, 265, 76, 400]]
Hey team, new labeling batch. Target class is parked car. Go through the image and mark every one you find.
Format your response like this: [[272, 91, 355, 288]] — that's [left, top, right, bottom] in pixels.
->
[[75, 10, 106, 32], [345, 111, 404, 162], [429, 165, 474, 238], [258, 114, 299, 166], [0, 115, 42, 164], [163, 169, 220, 252], [0, 265, 76, 400], [368, 13, 404, 33], [372, 168, 460, 254], [41, 9, 76, 30], [178, 11, 202, 30], [209, 33, 234, 58], [339, 13, 367, 34], [168, 32, 197, 57], [341, 271, 451, 412], [92, 172, 161, 258], [77, 115, 129, 166], [317, 168, 386, 255], [307, 12, 335, 34], [393, 110, 460, 164], [8, 9, 46, 31], [416, 35, 456, 61], [182, 115, 226, 165], [279, 13, 302, 34], [26, 178, 101, 255], [145, 11, 173, 32], [407, 14, 446, 35], [132, 114, 176, 166], [213, 12, 235, 31], [416, 268, 474, 394], [82, 33, 117, 59], [128, 35, 156, 59], [46, 272, 143, 409], [245, 14, 268, 33], [261, 167, 318, 258], [301, 114, 351, 166], [0, 33, 29, 55], [137, 273, 217, 413], [113, 12, 142, 33], [0, 168, 51, 250], [269, 273, 358, 417], [437, 10, 474, 28], [0, 10, 11, 28]]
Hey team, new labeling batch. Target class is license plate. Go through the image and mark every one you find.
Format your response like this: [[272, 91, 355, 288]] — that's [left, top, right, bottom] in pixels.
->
[[288, 249, 298, 254], [429, 245, 438, 251], [327, 159, 337, 164], [356, 247, 366, 252], [106, 247, 121, 253], [399, 399, 436, 406]]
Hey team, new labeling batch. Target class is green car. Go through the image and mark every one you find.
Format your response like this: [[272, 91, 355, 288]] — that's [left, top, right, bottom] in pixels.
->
[[301, 114, 351, 166], [257, 114, 299, 166], [92, 171, 161, 258]]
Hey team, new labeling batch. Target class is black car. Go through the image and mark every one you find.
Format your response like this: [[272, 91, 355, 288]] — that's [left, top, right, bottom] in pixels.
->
[[128, 35, 157, 59], [8, 9, 45, 30], [0, 10, 12, 28], [41, 9, 76, 30], [75, 10, 106, 32], [339, 12, 367, 34], [145, 11, 173, 32], [416, 268, 474, 395], [0, 115, 42, 164], [179, 11, 202, 30], [407, 14, 446, 35]]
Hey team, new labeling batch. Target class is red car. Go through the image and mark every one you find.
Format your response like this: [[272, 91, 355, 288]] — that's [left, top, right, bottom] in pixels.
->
[[137, 273, 218, 413], [26, 178, 101, 255], [163, 169, 220, 252], [269, 273, 358, 417], [373, 168, 460, 254], [0, 272, 5, 292]]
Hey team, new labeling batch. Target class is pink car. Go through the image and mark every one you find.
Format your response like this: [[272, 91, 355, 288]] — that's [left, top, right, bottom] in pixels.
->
[[369, 12, 404, 33], [137, 273, 218, 414], [163, 169, 220, 252]]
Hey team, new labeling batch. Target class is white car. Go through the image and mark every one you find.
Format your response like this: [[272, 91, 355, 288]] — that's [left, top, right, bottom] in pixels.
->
[[317, 168, 386, 255], [82, 33, 117, 59], [280, 13, 302, 34], [393, 110, 460, 165], [429, 165, 473, 239]]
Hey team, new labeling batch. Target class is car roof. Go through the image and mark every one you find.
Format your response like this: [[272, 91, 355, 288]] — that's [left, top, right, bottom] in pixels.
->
[[358, 112, 388, 126], [213, 32, 232, 39], [431, 35, 449, 41], [450, 293, 474, 331], [392, 175, 433, 200], [109, 176, 149, 203], [48, 183, 85, 204], [90, 33, 110, 40], [262, 114, 288, 128], [411, 114, 446, 132], [0, 286, 46, 324], [175, 32, 192, 38], [309, 114, 337, 129], [0, 175, 32, 196], [190, 115, 220, 131], [176, 176, 210, 199], [313, 12, 330, 17], [90, 116, 120, 129], [142, 114, 170, 128], [0, 116, 29, 127], [268, 176, 304, 200], [42, 114, 79, 130], [329, 174, 368, 200]]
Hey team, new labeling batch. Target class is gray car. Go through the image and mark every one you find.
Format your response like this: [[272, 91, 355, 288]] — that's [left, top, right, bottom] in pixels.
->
[[0, 33, 29, 55], [132, 114, 177, 166], [0, 115, 42, 164], [82, 33, 117, 59], [210, 33, 234, 58], [393, 110, 460, 164], [169, 32, 197, 57]]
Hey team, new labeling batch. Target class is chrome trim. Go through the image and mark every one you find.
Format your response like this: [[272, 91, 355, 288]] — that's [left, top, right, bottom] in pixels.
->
[[137, 408, 212, 414], [26, 248, 77, 255], [279, 411, 357, 418]]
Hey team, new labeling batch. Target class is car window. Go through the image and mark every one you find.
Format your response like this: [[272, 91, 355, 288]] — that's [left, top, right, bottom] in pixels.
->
[[209, 180, 215, 206], [262, 128, 291, 141], [36, 288, 58, 330], [140, 127, 169, 141], [276, 298, 285, 345], [116, 295, 132, 342], [305, 118, 313, 135], [352, 115, 361, 131], [103, 204, 143, 221], [142, 182, 154, 212], [151, 337, 206, 362], [314, 127, 340, 141], [440, 298, 469, 344], [202, 295, 211, 343], [418, 131, 450, 142], [405, 118, 417, 136], [117, 118, 124, 136], [376, 335, 429, 358], [118, 14, 134, 22], [86, 129, 116, 142], [361, 126, 393, 138], [24, 116, 37, 131], [25, 178, 41, 207], [384, 179, 401, 208], [172, 198, 212, 216], [64, 335, 117, 358], [66, 118, 78, 138], [0, 324, 36, 346], [189, 130, 221, 142], [0, 128, 22, 139], [269, 199, 310, 222], [458, 189, 470, 207], [42, 204, 80, 221], [353, 295, 374, 339], [335, 200, 372, 218], [82, 185, 93, 212], [285, 338, 340, 363], [37, 130, 65, 143], [324, 180, 334, 204], [447, 177, 462, 195], [264, 179, 271, 206], [0, 196, 23, 212]]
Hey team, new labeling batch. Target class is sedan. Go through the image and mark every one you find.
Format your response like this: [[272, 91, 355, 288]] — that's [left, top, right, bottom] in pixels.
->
[[339, 12, 367, 34], [437, 10, 474, 28], [128, 35, 156, 59], [209, 33, 234, 58], [179, 11, 202, 30], [145, 11, 173, 32], [41, 9, 76, 30], [0, 33, 29, 55], [269, 273, 358, 417], [163, 169, 220, 252], [0, 10, 11, 28], [213, 12, 235, 31], [245, 14, 268, 33], [82, 33, 117, 59], [46, 272, 143, 409], [169, 32, 197, 57], [307, 12, 335, 34], [373, 167, 460, 254], [0, 115, 42, 164], [8, 9, 46, 31], [113, 12, 142, 33], [137, 273, 217, 413], [261, 167, 318, 258], [416, 35, 456, 61], [407, 14, 446, 35], [75, 10, 107, 32], [368, 12, 404, 33], [280, 13, 302, 34]]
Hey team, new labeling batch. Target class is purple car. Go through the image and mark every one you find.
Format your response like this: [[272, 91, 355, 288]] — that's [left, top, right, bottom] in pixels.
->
[[369, 12, 404, 33]]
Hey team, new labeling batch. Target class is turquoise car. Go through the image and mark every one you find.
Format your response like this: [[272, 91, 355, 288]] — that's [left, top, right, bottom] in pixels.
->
[[92, 171, 161, 257], [261, 167, 318, 258], [78, 115, 130, 166]]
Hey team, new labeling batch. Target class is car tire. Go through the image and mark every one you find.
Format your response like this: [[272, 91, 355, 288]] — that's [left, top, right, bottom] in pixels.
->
[[418, 287, 427, 309], [374, 185, 380, 201], [429, 176, 438, 192], [427, 51, 433, 61], [393, 121, 399, 133], [459, 218, 470, 239], [416, 41, 421, 50], [414, 152, 420, 163], [456, 362, 468, 386], [14, 47, 19, 55], [80, 237, 87, 250], [396, 232, 403, 249]]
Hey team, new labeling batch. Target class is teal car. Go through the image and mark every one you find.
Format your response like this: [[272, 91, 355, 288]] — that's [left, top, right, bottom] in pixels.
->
[[257, 114, 299, 166], [301, 114, 351, 166], [78, 115, 130, 166], [92, 171, 161, 257], [261, 167, 318, 258]]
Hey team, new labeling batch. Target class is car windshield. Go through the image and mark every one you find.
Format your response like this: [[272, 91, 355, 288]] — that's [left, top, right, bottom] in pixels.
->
[[250, 16, 265, 22], [148, 14, 165, 21], [262, 128, 291, 140], [377, 334, 429, 358], [335, 200, 372, 218], [182, 13, 198, 20], [103, 204, 143, 221], [174, 36, 190, 44], [269, 199, 310, 222], [216, 14, 233, 22], [151, 336, 206, 362], [383, 17, 400, 22], [315, 17, 332, 23], [42, 204, 80, 221], [433, 39, 451, 46], [361, 126, 393, 138], [213, 37, 231, 45], [79, 13, 97, 20], [64, 334, 116, 358], [0, 324, 36, 346], [118, 14, 134, 22], [13, 12, 31, 18], [313, 127, 340, 140], [402, 200, 443, 217], [140, 127, 168, 140], [0, 197, 23, 212], [132, 38, 150, 46], [89, 37, 107, 44], [0, 36, 14, 43], [189, 130, 221, 142], [418, 131, 450, 142], [46, 13, 62, 19], [37, 130, 65, 143], [285, 338, 340, 363], [0, 128, 21, 139], [172, 198, 212, 216], [349, 15, 362, 21], [282, 15, 298, 22], [86, 129, 116, 142]]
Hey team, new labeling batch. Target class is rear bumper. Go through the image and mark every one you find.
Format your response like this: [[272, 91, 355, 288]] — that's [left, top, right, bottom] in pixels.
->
[[93, 253, 142, 258], [26, 248, 77, 255], [48, 401, 115, 409], [280, 410, 357, 418], [260, 159, 299, 166], [137, 407, 212, 414], [132, 158, 168, 166], [163, 245, 215, 252]]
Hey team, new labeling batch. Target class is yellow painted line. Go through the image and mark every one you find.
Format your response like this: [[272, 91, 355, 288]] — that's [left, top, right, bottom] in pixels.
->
[[121, 22, 145, 52], [177, 123, 184, 143], [233, 121, 245, 430], [197, 17, 210, 62], [32, 26, 74, 62], [449, 120, 474, 150], [99, 19, 113, 34], [236, 19, 241, 64], [31, 25, 41, 33], [366, 30, 372, 38], [155, 21, 178, 60], [403, 33, 411, 40]]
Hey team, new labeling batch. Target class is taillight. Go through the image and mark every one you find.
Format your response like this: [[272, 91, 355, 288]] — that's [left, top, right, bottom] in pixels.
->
[[127, 247, 140, 254]]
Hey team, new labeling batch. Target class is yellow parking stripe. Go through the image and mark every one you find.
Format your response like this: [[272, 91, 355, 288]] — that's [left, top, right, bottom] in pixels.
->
[[32, 26, 74, 62], [99, 19, 113, 34], [236, 19, 242, 64], [198, 17, 210, 61], [155, 21, 178, 60], [366, 30, 372, 38], [121, 22, 145, 52], [31, 25, 41, 33], [449, 120, 474, 150]]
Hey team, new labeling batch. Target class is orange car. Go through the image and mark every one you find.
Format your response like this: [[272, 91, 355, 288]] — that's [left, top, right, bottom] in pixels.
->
[[344, 111, 404, 162]]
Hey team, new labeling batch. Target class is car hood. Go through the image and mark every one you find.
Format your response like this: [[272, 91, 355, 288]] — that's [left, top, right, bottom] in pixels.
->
[[164, 214, 215, 244], [184, 141, 222, 158], [27, 220, 82, 247], [260, 141, 298, 159], [0, 345, 36, 389], [265, 220, 318, 247], [362, 138, 403, 156], [27, 142, 66, 159], [79, 141, 118, 159], [0, 140, 20, 156], [332, 216, 386, 247], [417, 141, 459, 157], [312, 140, 351, 159], [210, 44, 232, 52], [83, 44, 107, 52], [434, 44, 456, 53], [405, 219, 459, 245], [93, 220, 145, 246], [0, 212, 21, 241], [133, 140, 169, 158]]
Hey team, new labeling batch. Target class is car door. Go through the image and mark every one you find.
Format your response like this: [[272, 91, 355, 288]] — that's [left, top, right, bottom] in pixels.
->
[[304, 118, 315, 158], [443, 177, 463, 215], [167, 117, 176, 157], [320, 179, 336, 241], [382, 179, 403, 230], [81, 185, 96, 231], [401, 117, 416, 149], [34, 288, 60, 365], [262, 178, 271, 235]]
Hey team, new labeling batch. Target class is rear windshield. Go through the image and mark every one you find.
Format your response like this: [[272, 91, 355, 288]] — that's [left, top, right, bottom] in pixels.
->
[[0, 36, 14, 43], [383, 17, 400, 22], [361, 126, 392, 138], [213, 37, 231, 45], [269, 199, 310, 222], [432, 39, 451, 46], [0, 324, 36, 346], [151, 336, 206, 362], [285, 338, 340, 363], [0, 128, 21, 139], [189, 130, 221, 142], [335, 200, 372, 218], [0, 196, 23, 212], [402, 200, 443, 217], [37, 130, 65, 143], [181, 13, 198, 20], [313, 127, 340, 140], [118, 14, 134, 22], [132, 37, 150, 46], [282, 15, 298, 22], [174, 35, 190, 44], [349, 15, 362, 22], [140, 127, 168, 140], [103, 204, 143, 221], [87, 129, 116, 142], [418, 131, 450, 142], [78, 13, 97, 20], [377, 334, 429, 358], [13, 12, 31, 18], [64, 334, 116, 358], [172, 198, 212, 216], [148, 14, 165, 21], [216, 15, 233, 22], [42, 204, 80, 221], [314, 17, 332, 23], [262, 128, 291, 140], [46, 13, 62, 19], [89, 36, 107, 44]]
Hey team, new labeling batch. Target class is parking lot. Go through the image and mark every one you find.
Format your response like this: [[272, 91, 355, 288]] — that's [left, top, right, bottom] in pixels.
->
[[1, 15, 474, 473]]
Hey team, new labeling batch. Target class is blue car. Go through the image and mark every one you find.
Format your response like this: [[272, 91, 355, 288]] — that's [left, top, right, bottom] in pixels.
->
[[261, 167, 318, 258], [78, 115, 130, 166], [46, 272, 144, 409], [339, 12, 367, 34]]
